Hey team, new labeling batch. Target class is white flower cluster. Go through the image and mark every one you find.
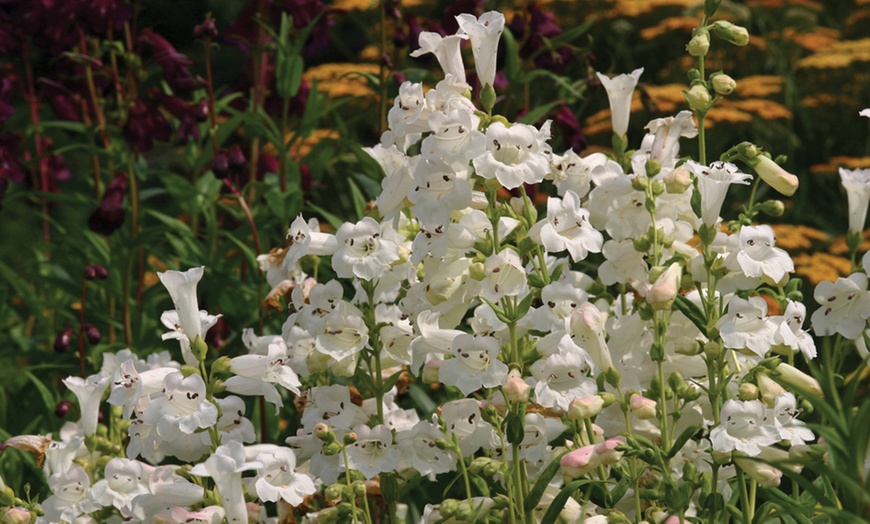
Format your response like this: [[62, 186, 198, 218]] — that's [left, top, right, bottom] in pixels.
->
[[6, 11, 869, 524]]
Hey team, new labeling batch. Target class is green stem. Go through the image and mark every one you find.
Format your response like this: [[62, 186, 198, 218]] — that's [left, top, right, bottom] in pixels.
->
[[735, 465, 752, 524]]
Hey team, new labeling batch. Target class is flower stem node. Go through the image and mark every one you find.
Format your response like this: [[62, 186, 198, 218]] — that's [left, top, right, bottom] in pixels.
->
[[179, 365, 199, 378], [351, 480, 367, 497], [738, 382, 759, 401], [709, 20, 750, 46], [687, 28, 710, 57], [604, 367, 621, 388], [324, 484, 344, 501], [846, 230, 863, 253], [711, 73, 737, 95], [322, 442, 343, 456], [439, 499, 460, 518], [757, 199, 785, 217], [631, 176, 649, 192]]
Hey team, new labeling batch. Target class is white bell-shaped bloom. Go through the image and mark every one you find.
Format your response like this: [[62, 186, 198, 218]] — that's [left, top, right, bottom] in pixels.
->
[[333, 217, 400, 281], [410, 32, 468, 84], [717, 295, 777, 357], [710, 399, 779, 456], [473, 121, 551, 189], [190, 441, 262, 524], [455, 11, 505, 88], [157, 266, 206, 344], [441, 398, 495, 456], [253, 447, 316, 506], [397, 420, 456, 478], [839, 167, 870, 233], [438, 334, 508, 395], [687, 160, 752, 227], [41, 465, 99, 523], [346, 424, 399, 479], [731, 225, 793, 285], [281, 215, 338, 272], [89, 458, 150, 512], [811, 273, 870, 339], [61, 374, 110, 437], [643, 110, 697, 167], [595, 68, 643, 136], [529, 190, 603, 262]]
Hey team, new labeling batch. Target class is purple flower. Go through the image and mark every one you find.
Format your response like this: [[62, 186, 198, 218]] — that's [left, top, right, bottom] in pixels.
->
[[77, 0, 133, 35], [88, 172, 126, 236], [0, 135, 27, 206], [154, 92, 202, 143], [508, 3, 572, 72], [124, 99, 171, 153], [553, 103, 587, 152]]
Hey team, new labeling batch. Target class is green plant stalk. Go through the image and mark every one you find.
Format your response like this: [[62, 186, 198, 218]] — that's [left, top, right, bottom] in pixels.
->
[[341, 446, 363, 524], [735, 465, 752, 524], [453, 434, 474, 503]]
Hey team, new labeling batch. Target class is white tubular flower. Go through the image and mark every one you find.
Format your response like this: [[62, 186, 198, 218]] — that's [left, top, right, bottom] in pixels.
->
[[839, 168, 870, 233], [61, 374, 110, 437], [314, 301, 369, 361], [552, 151, 609, 199], [153, 372, 218, 436], [733, 454, 782, 489], [410, 32, 468, 83], [300, 385, 368, 432], [387, 81, 431, 139], [481, 249, 528, 301], [224, 341, 302, 410], [409, 310, 465, 374], [157, 266, 206, 344], [347, 424, 399, 479], [473, 121, 551, 190], [645, 262, 682, 311], [41, 465, 99, 524], [455, 11, 505, 88], [731, 225, 793, 285], [397, 421, 456, 478], [367, 144, 416, 217], [282, 216, 338, 272], [535, 279, 588, 331], [438, 334, 508, 395], [333, 217, 400, 281], [772, 300, 817, 359], [595, 68, 643, 136], [529, 190, 603, 262], [771, 393, 814, 445], [130, 465, 205, 520], [530, 345, 596, 411], [89, 458, 150, 512], [568, 302, 613, 372], [599, 239, 649, 286], [408, 157, 473, 227], [441, 398, 495, 456], [190, 441, 262, 524], [108, 360, 176, 419], [216, 396, 256, 444], [169, 507, 226, 524], [717, 295, 777, 357], [420, 109, 485, 168], [687, 160, 753, 227], [253, 447, 316, 507], [811, 273, 870, 339], [709, 399, 780, 456], [644, 110, 698, 167], [860, 108, 870, 118]]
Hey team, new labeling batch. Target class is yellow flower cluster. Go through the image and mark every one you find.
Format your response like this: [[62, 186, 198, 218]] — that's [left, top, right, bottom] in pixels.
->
[[303, 63, 382, 99]]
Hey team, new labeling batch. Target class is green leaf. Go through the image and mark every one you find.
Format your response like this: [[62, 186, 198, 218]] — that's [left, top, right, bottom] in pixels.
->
[[517, 101, 562, 125], [347, 178, 367, 221], [550, 17, 595, 44], [305, 201, 344, 231], [540, 479, 595, 524], [24, 371, 56, 415], [502, 28, 520, 80], [666, 424, 701, 459], [673, 295, 708, 336], [525, 449, 569, 514], [504, 412, 524, 445]]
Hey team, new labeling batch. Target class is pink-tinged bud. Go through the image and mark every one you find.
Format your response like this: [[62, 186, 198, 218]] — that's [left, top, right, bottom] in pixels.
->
[[422, 360, 443, 384], [246, 502, 262, 522], [755, 372, 785, 407], [567, 396, 605, 420], [629, 394, 657, 420], [752, 155, 798, 196], [313, 422, 331, 441], [2, 507, 32, 524], [775, 363, 822, 398], [502, 369, 530, 403], [84, 324, 102, 345], [560, 444, 599, 479], [54, 328, 74, 353], [646, 263, 682, 310], [664, 165, 692, 194], [734, 455, 782, 488], [594, 437, 625, 465]]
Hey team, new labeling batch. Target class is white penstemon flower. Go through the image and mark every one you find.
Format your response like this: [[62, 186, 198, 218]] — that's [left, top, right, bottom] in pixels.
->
[[710, 399, 780, 456], [346, 424, 400, 479], [410, 32, 468, 83], [252, 447, 316, 507], [333, 217, 400, 280], [686, 160, 753, 227], [529, 190, 604, 262], [455, 11, 505, 88], [730, 224, 794, 286], [190, 441, 262, 524], [595, 68, 643, 137], [839, 167, 870, 233], [438, 334, 508, 395], [473, 121, 552, 190], [811, 272, 870, 339]]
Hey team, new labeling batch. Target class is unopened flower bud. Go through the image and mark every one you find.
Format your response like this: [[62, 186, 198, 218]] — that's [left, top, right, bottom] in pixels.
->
[[314, 422, 333, 441], [84, 324, 101, 344], [733, 455, 782, 488], [710, 20, 750, 46], [322, 442, 343, 456], [228, 145, 247, 176], [686, 28, 710, 56], [502, 369, 530, 403], [594, 437, 625, 464], [55, 399, 74, 418], [468, 262, 486, 281], [342, 432, 358, 445], [324, 484, 343, 501], [54, 328, 74, 353], [775, 363, 822, 397], [351, 480, 367, 496], [647, 262, 682, 310], [1, 507, 32, 524], [751, 155, 798, 196], [755, 372, 785, 407], [567, 396, 605, 420], [738, 382, 759, 401], [629, 394, 657, 419], [686, 84, 712, 112], [211, 152, 229, 179], [439, 499, 459, 518], [561, 445, 598, 479], [664, 165, 692, 193], [469, 457, 491, 474], [194, 17, 218, 38], [631, 176, 649, 191], [758, 199, 785, 217], [711, 74, 737, 95], [703, 340, 722, 358]]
